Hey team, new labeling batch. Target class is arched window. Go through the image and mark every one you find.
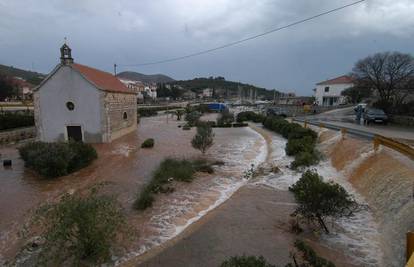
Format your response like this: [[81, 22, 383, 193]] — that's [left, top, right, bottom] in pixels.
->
[[123, 112, 128, 120], [66, 101, 75, 111]]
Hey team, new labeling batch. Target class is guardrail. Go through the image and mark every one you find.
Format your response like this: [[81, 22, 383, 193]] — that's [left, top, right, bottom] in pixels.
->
[[294, 118, 414, 265], [293, 118, 414, 160]]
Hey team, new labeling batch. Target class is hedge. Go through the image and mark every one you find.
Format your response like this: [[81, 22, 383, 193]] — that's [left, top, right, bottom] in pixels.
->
[[263, 116, 319, 169], [236, 111, 266, 123], [0, 112, 34, 131], [18, 141, 97, 178]]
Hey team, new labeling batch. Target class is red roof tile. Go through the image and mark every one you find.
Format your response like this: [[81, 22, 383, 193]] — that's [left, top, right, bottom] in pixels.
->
[[72, 63, 135, 94], [317, 75, 354, 85]]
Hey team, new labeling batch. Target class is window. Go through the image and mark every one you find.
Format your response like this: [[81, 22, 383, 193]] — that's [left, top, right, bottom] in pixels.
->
[[123, 112, 128, 120], [324, 86, 330, 92], [66, 101, 75, 111]]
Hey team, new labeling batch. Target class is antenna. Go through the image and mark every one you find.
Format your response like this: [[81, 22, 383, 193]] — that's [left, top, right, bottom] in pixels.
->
[[114, 63, 117, 76]]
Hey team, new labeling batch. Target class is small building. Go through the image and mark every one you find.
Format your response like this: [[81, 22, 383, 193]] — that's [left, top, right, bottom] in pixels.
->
[[202, 88, 213, 98], [34, 43, 137, 143], [314, 75, 354, 106], [119, 78, 145, 100]]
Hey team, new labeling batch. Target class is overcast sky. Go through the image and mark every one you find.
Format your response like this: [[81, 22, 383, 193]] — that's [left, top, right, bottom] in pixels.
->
[[1, 0, 414, 95]]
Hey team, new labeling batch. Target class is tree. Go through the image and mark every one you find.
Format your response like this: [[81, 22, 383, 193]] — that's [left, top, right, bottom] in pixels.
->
[[289, 170, 359, 234], [191, 122, 214, 154], [0, 74, 17, 101], [351, 51, 414, 112], [174, 109, 185, 120], [185, 111, 201, 126], [341, 86, 372, 104]]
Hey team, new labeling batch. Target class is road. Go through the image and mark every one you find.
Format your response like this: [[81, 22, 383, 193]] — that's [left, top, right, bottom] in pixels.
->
[[298, 106, 414, 143]]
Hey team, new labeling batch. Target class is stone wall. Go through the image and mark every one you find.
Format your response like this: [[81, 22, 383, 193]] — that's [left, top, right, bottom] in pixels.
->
[[0, 126, 36, 144], [391, 115, 414, 127], [103, 92, 137, 142]]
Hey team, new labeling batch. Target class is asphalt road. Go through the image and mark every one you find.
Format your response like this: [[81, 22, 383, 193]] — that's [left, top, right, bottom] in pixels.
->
[[299, 106, 414, 142]]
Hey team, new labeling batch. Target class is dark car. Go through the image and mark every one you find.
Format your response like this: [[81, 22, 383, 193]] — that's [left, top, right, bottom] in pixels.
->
[[266, 107, 288, 117], [363, 108, 388, 125]]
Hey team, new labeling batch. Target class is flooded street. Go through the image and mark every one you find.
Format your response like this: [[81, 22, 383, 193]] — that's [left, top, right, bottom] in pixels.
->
[[1, 114, 413, 267]]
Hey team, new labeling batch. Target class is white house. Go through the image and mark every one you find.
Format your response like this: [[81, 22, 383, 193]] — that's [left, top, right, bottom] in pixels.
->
[[314, 75, 354, 106], [119, 78, 145, 100], [34, 43, 137, 143], [202, 88, 213, 98]]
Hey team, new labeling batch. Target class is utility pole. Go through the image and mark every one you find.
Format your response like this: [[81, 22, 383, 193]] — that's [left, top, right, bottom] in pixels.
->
[[114, 63, 117, 76]]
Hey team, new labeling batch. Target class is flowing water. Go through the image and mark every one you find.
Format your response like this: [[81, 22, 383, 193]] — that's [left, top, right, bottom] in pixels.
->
[[1, 115, 413, 266], [116, 127, 268, 265]]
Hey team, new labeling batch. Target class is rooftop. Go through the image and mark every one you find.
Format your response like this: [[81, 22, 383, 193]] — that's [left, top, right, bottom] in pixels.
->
[[316, 75, 354, 85]]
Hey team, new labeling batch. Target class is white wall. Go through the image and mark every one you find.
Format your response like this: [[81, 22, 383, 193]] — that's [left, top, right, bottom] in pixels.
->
[[314, 83, 353, 106], [35, 66, 103, 142]]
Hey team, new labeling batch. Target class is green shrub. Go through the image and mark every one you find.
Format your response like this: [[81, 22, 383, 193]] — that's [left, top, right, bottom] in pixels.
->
[[36, 186, 125, 265], [191, 122, 214, 154], [134, 158, 214, 210], [67, 142, 98, 172], [220, 255, 276, 267], [18, 141, 97, 178], [289, 170, 359, 234], [285, 136, 315, 156], [141, 138, 155, 148], [0, 112, 34, 131], [236, 111, 265, 123], [263, 116, 319, 169], [290, 151, 319, 169]]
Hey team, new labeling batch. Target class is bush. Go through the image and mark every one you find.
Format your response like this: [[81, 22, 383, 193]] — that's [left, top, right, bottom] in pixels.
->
[[0, 112, 34, 131], [18, 141, 97, 178], [220, 255, 276, 267], [290, 151, 319, 169], [285, 136, 315, 156], [289, 170, 359, 234], [263, 116, 319, 169], [236, 111, 265, 123], [191, 122, 214, 154], [141, 138, 155, 148], [36, 186, 125, 265], [134, 158, 214, 210]]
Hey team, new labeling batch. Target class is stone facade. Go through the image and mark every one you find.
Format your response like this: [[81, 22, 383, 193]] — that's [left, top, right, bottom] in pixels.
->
[[102, 92, 137, 142]]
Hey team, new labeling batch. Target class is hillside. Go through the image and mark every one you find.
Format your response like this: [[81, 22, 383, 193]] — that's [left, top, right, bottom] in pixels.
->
[[0, 64, 46, 85], [172, 77, 278, 99], [117, 71, 175, 84]]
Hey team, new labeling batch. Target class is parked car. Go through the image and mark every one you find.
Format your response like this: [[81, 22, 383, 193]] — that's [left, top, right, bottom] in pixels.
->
[[266, 107, 288, 117], [354, 103, 367, 113], [363, 108, 388, 125]]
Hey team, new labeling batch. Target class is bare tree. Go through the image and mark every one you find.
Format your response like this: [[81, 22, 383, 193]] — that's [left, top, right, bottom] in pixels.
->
[[351, 52, 414, 112]]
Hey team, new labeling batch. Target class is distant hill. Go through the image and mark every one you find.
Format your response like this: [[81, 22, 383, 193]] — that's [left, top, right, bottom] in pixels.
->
[[172, 77, 278, 99], [0, 64, 46, 85], [117, 71, 175, 84]]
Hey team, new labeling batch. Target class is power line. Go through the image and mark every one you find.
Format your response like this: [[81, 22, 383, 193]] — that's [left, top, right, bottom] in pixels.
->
[[121, 0, 365, 67]]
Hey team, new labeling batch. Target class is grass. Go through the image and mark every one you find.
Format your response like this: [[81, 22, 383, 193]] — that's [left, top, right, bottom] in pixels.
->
[[134, 158, 215, 210]]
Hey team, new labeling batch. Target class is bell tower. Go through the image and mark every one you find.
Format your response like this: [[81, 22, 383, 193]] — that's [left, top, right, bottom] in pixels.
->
[[60, 38, 73, 65]]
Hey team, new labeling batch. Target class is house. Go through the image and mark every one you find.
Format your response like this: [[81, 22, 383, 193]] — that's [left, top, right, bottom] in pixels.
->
[[202, 88, 213, 98], [33, 43, 137, 143], [314, 75, 354, 106], [10, 77, 35, 100], [119, 78, 145, 100]]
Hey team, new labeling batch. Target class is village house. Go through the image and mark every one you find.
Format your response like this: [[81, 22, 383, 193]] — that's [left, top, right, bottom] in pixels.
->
[[33, 43, 137, 143], [314, 75, 354, 106], [119, 78, 145, 100], [202, 88, 213, 98]]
